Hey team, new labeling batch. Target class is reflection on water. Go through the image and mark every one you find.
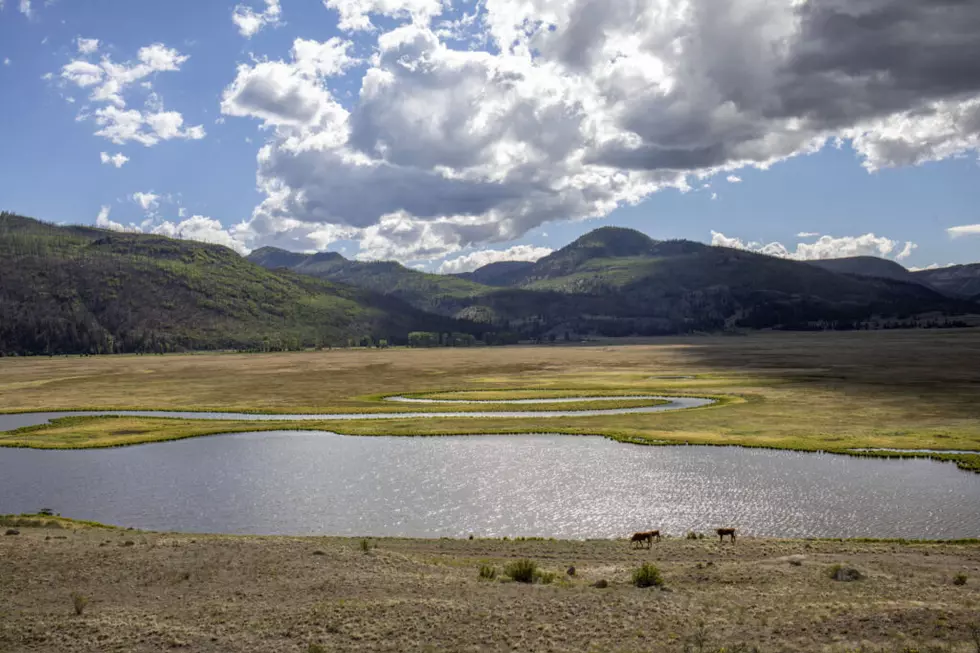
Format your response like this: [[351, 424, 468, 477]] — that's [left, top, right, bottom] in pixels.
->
[[1, 431, 978, 539]]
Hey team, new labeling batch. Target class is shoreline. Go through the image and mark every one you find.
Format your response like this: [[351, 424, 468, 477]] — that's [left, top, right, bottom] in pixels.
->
[[5, 515, 980, 544], [2, 412, 978, 475]]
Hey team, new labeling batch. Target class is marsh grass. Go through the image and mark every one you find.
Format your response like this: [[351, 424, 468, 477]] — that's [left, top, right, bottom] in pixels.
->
[[478, 565, 497, 580], [2, 332, 979, 470], [504, 559, 537, 583]]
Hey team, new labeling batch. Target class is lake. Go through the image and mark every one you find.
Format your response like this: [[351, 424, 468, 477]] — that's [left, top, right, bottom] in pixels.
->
[[2, 430, 978, 539]]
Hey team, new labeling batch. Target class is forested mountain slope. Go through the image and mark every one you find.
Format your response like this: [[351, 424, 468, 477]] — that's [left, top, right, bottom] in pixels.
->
[[0, 213, 469, 355]]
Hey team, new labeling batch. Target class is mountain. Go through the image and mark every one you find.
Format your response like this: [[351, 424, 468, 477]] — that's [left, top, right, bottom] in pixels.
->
[[0, 213, 470, 355], [453, 261, 534, 287], [911, 264, 980, 298], [806, 257, 917, 283], [247, 246, 494, 316], [253, 226, 975, 338]]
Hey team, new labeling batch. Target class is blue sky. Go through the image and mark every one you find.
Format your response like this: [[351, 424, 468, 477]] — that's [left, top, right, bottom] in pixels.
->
[[1, 0, 978, 273]]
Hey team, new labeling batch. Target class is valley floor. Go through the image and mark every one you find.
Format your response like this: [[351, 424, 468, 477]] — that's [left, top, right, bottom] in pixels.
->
[[1, 521, 979, 652], [2, 330, 979, 472]]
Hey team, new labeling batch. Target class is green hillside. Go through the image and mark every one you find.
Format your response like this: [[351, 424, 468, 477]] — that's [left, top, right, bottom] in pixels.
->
[[0, 213, 469, 355], [247, 246, 493, 314]]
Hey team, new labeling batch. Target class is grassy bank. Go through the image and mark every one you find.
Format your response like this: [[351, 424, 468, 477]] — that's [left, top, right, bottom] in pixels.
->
[[2, 520, 979, 652], [1, 330, 979, 468]]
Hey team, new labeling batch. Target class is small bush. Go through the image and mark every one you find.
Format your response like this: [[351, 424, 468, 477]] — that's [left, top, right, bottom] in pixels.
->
[[505, 559, 537, 583], [592, 579, 609, 589], [686, 531, 704, 540], [534, 570, 557, 585], [632, 563, 665, 588], [360, 539, 370, 553], [828, 564, 863, 582], [954, 573, 968, 586], [478, 565, 497, 581], [70, 592, 88, 616], [307, 644, 327, 653]]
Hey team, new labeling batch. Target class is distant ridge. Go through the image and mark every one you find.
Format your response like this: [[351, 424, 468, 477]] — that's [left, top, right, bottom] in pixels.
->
[[251, 225, 976, 338]]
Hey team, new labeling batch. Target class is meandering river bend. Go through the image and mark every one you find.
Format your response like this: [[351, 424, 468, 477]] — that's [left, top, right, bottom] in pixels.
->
[[1, 396, 978, 539]]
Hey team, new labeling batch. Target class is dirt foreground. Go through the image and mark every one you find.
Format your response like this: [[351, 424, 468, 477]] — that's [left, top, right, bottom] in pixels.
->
[[2, 523, 979, 653]]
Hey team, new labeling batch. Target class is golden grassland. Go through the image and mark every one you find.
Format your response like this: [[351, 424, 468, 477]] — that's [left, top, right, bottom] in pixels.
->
[[2, 518, 980, 652], [1, 329, 979, 470]]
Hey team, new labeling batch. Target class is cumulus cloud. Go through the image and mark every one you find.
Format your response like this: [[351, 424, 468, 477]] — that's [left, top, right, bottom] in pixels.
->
[[909, 262, 956, 272], [100, 151, 129, 167], [76, 37, 99, 55], [726, 175, 742, 183], [95, 205, 141, 233], [324, 0, 445, 31], [711, 231, 917, 261], [61, 43, 188, 108], [947, 224, 980, 238], [131, 191, 161, 211], [218, 0, 980, 261], [150, 215, 249, 254], [437, 244, 554, 273], [232, 0, 282, 38], [55, 41, 204, 148], [95, 204, 248, 254], [797, 231, 820, 238], [18, 0, 30, 18], [94, 106, 206, 146]]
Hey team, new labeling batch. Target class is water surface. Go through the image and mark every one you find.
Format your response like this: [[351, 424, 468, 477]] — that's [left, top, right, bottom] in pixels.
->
[[2, 431, 978, 539], [0, 395, 713, 432]]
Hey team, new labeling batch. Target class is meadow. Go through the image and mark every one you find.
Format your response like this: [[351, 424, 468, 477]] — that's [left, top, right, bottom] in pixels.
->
[[1, 329, 979, 470]]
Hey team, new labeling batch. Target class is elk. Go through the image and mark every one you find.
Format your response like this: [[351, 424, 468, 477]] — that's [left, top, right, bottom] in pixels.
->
[[716, 527, 736, 543], [630, 530, 661, 549]]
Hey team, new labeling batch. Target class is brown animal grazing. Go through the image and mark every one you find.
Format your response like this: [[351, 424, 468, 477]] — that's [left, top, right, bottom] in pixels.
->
[[630, 530, 661, 549], [716, 527, 736, 543]]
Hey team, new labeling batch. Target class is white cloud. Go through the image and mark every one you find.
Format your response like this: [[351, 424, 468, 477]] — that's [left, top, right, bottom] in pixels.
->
[[232, 0, 282, 38], [796, 232, 820, 238], [2, 58, 10, 67], [909, 262, 956, 272], [93, 106, 206, 146], [96, 205, 248, 254], [19, 0, 30, 18], [150, 216, 249, 254], [76, 37, 99, 55], [711, 193, 718, 200], [726, 175, 742, 183], [437, 245, 553, 273], [95, 205, 139, 233], [947, 224, 980, 238], [324, 0, 445, 31], [217, 0, 980, 261], [54, 41, 203, 148], [99, 151, 129, 167], [131, 191, 160, 211], [711, 231, 918, 262], [61, 43, 188, 108], [220, 38, 353, 131]]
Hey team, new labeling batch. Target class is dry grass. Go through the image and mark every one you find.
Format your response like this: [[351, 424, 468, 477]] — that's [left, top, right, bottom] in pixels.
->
[[1, 330, 979, 468], [2, 523, 980, 652]]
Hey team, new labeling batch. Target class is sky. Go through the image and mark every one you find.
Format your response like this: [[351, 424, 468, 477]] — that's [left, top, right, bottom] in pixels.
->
[[0, 0, 978, 274]]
